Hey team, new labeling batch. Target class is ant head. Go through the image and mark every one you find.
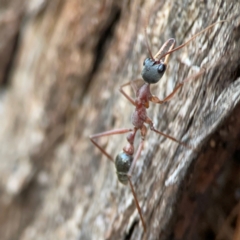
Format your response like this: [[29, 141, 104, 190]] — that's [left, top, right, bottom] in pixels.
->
[[141, 38, 175, 84], [141, 58, 166, 84]]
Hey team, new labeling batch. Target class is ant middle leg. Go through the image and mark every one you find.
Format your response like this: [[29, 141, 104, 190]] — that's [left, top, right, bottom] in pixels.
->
[[89, 128, 133, 162], [145, 117, 192, 149]]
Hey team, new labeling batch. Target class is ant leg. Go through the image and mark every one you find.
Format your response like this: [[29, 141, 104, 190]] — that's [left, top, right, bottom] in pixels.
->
[[128, 124, 147, 175], [126, 126, 146, 231], [127, 140, 146, 232], [90, 128, 133, 162], [145, 117, 192, 149], [119, 82, 136, 105], [128, 172, 146, 232], [150, 68, 205, 104], [119, 79, 144, 105], [128, 140, 145, 175]]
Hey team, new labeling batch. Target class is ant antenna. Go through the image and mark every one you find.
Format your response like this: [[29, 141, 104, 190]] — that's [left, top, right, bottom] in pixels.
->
[[154, 38, 176, 64], [144, 27, 154, 60], [159, 20, 228, 60]]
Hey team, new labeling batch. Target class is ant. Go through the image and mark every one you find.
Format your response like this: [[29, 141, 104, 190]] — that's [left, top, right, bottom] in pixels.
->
[[90, 20, 226, 232]]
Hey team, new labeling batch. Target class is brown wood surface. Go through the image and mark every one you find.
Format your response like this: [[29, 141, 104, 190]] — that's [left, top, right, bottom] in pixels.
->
[[0, 0, 240, 240]]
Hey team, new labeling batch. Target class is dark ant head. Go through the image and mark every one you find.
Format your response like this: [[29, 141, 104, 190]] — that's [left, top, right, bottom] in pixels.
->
[[141, 58, 166, 84], [115, 151, 133, 185]]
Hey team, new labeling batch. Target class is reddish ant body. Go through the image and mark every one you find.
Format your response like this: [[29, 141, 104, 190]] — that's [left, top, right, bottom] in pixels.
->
[[90, 21, 226, 232]]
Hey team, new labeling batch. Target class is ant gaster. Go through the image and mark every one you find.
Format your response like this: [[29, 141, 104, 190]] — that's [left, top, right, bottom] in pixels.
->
[[90, 21, 226, 232]]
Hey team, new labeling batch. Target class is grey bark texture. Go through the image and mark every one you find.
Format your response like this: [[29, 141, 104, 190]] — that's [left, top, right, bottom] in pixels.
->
[[0, 0, 240, 240]]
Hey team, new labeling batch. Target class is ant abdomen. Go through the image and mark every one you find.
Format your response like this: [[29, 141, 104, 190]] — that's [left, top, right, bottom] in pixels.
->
[[141, 58, 166, 84], [115, 151, 133, 185]]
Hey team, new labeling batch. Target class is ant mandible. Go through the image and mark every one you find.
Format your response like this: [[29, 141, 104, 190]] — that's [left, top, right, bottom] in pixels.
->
[[90, 20, 226, 232]]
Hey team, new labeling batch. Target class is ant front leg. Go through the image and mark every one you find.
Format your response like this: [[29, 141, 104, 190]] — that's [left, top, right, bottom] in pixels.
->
[[150, 68, 206, 104], [90, 128, 133, 162], [119, 79, 145, 105]]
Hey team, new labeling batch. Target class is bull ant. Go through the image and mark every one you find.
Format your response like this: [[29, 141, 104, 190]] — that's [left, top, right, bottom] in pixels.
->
[[90, 20, 226, 232]]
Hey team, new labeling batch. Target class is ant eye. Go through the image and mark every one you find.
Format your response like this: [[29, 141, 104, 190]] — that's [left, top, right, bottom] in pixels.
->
[[157, 63, 166, 73]]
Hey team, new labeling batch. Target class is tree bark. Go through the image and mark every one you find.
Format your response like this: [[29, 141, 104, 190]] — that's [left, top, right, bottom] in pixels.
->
[[0, 0, 240, 240]]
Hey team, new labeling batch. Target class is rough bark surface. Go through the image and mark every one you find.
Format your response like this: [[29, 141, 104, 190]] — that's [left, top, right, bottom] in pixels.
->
[[0, 0, 240, 240]]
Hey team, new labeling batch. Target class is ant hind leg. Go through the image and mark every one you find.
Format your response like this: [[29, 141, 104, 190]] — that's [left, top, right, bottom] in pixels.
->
[[127, 140, 146, 232]]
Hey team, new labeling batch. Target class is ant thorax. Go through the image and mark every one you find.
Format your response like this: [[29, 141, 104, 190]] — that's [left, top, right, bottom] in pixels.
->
[[132, 84, 151, 128]]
